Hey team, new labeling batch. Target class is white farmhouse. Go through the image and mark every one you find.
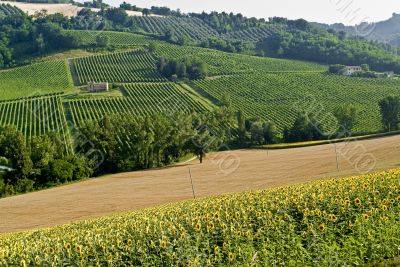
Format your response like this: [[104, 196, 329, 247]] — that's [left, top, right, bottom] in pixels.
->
[[344, 66, 362, 76]]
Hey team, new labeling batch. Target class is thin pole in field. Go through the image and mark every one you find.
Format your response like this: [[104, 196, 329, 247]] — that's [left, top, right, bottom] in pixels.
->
[[188, 167, 196, 199], [333, 143, 340, 172]]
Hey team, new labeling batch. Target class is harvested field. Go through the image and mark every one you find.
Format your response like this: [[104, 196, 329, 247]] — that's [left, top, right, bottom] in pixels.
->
[[0, 134, 399, 233]]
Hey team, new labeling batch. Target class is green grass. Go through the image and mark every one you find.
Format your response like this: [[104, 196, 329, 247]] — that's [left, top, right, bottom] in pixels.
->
[[193, 72, 400, 133], [0, 60, 75, 100]]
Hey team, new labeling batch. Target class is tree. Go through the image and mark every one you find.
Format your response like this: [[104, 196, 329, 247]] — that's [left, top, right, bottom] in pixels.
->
[[263, 121, 277, 144], [0, 126, 32, 183], [104, 8, 128, 25], [147, 42, 157, 53], [35, 34, 46, 54], [237, 110, 246, 142], [190, 114, 222, 163], [142, 8, 150, 16], [334, 104, 358, 135], [329, 64, 346, 74], [285, 113, 325, 142], [95, 35, 110, 48], [250, 121, 264, 145], [379, 96, 400, 131], [44, 159, 75, 184], [30, 135, 57, 170], [361, 64, 370, 71]]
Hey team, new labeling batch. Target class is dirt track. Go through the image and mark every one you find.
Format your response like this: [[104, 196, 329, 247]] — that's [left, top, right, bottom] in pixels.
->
[[1, 135, 400, 233]]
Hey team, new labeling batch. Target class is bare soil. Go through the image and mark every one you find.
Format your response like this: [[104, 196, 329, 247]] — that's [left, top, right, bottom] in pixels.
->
[[0, 1, 162, 17], [1, 135, 400, 233]]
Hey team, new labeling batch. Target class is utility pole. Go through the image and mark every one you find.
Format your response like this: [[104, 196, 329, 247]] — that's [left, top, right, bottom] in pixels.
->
[[188, 167, 196, 199], [333, 143, 340, 172]]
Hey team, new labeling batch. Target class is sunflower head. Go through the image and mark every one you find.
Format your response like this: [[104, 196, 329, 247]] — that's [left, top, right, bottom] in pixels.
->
[[228, 252, 235, 262], [318, 224, 326, 232], [159, 239, 167, 250]]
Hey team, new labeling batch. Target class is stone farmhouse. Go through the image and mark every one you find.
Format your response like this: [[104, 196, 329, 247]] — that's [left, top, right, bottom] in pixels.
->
[[87, 82, 109, 92]]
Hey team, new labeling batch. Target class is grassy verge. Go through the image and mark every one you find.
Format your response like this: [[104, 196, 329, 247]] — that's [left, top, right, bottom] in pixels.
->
[[260, 130, 400, 150]]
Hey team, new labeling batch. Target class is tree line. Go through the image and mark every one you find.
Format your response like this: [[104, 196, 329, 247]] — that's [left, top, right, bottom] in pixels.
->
[[1, 95, 399, 197], [156, 57, 208, 80], [0, 126, 91, 197], [257, 26, 400, 74], [2, 5, 400, 73]]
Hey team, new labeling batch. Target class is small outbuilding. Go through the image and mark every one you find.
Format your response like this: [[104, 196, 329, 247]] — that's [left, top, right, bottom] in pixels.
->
[[87, 82, 109, 92]]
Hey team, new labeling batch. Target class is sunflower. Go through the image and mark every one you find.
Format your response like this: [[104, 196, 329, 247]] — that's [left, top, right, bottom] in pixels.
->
[[159, 239, 167, 250], [48, 247, 54, 254], [75, 245, 82, 254], [195, 222, 201, 231], [127, 239, 133, 246], [228, 252, 235, 262], [318, 224, 326, 232], [214, 246, 220, 256], [180, 232, 186, 240], [329, 214, 338, 222], [354, 198, 362, 206], [363, 214, 369, 220], [64, 243, 71, 250]]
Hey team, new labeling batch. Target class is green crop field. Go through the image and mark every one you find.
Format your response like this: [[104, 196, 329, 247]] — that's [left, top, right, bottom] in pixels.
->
[[0, 94, 71, 150], [132, 16, 218, 41], [193, 72, 400, 134], [72, 50, 166, 84], [0, 61, 75, 100], [64, 30, 154, 47], [66, 82, 206, 126]]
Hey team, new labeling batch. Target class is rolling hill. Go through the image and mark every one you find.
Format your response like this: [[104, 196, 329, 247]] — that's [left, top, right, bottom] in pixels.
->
[[314, 13, 400, 46], [1, 5, 400, 266], [0, 29, 399, 142]]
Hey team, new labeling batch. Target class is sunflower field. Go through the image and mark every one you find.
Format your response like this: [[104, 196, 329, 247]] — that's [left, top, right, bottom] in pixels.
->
[[0, 170, 400, 266]]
